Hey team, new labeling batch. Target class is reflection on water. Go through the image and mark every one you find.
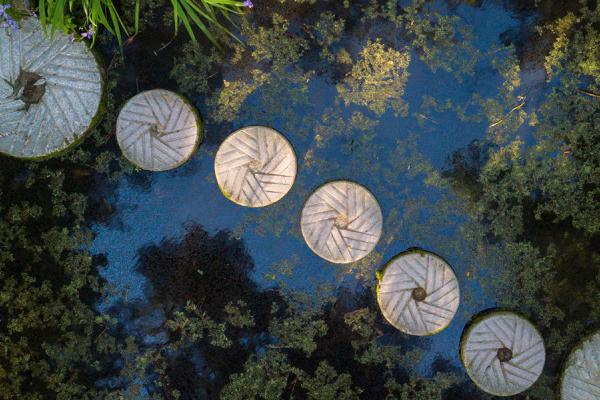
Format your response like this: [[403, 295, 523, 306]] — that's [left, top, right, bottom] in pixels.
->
[[92, 0, 555, 391]]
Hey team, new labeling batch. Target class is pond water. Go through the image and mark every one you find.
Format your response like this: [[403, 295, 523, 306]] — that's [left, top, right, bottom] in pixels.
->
[[92, 0, 547, 384]]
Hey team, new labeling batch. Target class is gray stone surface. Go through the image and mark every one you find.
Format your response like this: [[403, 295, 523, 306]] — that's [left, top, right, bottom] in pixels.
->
[[377, 250, 459, 336], [462, 312, 545, 397], [561, 331, 600, 400], [0, 18, 103, 158], [116, 89, 201, 171], [215, 126, 297, 207], [301, 181, 382, 263]]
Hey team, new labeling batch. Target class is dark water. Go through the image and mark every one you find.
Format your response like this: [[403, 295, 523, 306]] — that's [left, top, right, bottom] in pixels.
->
[[92, 0, 544, 375]]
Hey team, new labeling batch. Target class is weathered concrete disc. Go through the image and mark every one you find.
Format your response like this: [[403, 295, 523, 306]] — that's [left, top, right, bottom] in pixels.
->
[[214, 126, 297, 207], [301, 181, 382, 264], [377, 250, 459, 336], [461, 312, 545, 397], [561, 331, 600, 400], [0, 18, 103, 159], [116, 89, 201, 171]]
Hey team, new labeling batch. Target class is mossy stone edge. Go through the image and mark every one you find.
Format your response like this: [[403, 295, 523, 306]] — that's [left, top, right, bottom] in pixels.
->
[[459, 310, 545, 397]]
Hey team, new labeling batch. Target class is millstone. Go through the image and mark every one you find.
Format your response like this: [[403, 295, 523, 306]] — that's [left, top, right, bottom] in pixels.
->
[[0, 18, 103, 159], [561, 331, 600, 399], [214, 126, 297, 207], [377, 250, 459, 336], [461, 311, 545, 397], [116, 89, 202, 171], [300, 180, 382, 264]]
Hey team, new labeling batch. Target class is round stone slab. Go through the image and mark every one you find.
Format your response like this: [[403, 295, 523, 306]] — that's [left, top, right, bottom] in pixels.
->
[[561, 331, 600, 400], [300, 181, 382, 264], [214, 126, 297, 207], [376, 250, 459, 336], [116, 90, 201, 171], [0, 18, 103, 159], [461, 312, 545, 397]]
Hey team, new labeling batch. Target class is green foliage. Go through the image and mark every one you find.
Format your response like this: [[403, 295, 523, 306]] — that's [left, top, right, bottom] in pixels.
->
[[384, 373, 459, 400], [301, 361, 361, 400], [207, 68, 269, 123], [337, 40, 411, 116], [218, 295, 453, 399], [113, 222, 453, 398], [204, 12, 309, 123], [170, 0, 245, 47], [309, 12, 345, 62], [532, 90, 600, 234], [545, 3, 600, 85], [0, 152, 117, 400], [38, 0, 134, 44], [220, 351, 301, 400], [361, 0, 479, 78], [246, 13, 309, 68], [34, 0, 248, 46], [171, 42, 222, 96], [269, 306, 328, 356], [167, 301, 233, 347], [0, 47, 137, 399], [493, 242, 564, 327], [440, 3, 600, 394]]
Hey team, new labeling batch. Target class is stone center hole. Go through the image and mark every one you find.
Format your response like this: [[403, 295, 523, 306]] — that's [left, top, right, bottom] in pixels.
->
[[412, 287, 427, 302], [334, 213, 349, 229], [497, 347, 513, 362], [248, 159, 262, 173], [149, 124, 166, 138]]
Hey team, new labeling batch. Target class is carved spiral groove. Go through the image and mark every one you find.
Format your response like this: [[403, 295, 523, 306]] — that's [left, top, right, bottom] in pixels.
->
[[116, 90, 201, 171], [377, 251, 459, 336], [215, 126, 297, 207], [301, 181, 382, 263], [462, 312, 545, 397]]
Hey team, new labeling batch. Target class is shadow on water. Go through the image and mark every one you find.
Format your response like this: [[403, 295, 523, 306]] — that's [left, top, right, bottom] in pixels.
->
[[106, 223, 472, 398], [106, 223, 281, 397]]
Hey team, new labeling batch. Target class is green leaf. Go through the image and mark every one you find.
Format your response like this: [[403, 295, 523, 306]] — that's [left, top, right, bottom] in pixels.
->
[[134, 0, 140, 33], [172, 0, 197, 42]]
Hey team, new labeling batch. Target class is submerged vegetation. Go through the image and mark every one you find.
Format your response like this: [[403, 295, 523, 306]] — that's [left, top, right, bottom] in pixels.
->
[[1, 0, 600, 398]]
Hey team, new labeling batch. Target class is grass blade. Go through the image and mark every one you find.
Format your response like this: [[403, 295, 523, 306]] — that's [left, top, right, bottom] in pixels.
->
[[172, 0, 197, 42], [134, 0, 140, 33], [180, 0, 220, 47]]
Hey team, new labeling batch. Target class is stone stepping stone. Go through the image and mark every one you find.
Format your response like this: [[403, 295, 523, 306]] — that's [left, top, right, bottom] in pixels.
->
[[301, 180, 382, 263], [215, 126, 297, 207], [461, 311, 545, 397], [116, 89, 202, 171], [376, 249, 459, 336], [561, 331, 600, 400], [0, 18, 103, 159]]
